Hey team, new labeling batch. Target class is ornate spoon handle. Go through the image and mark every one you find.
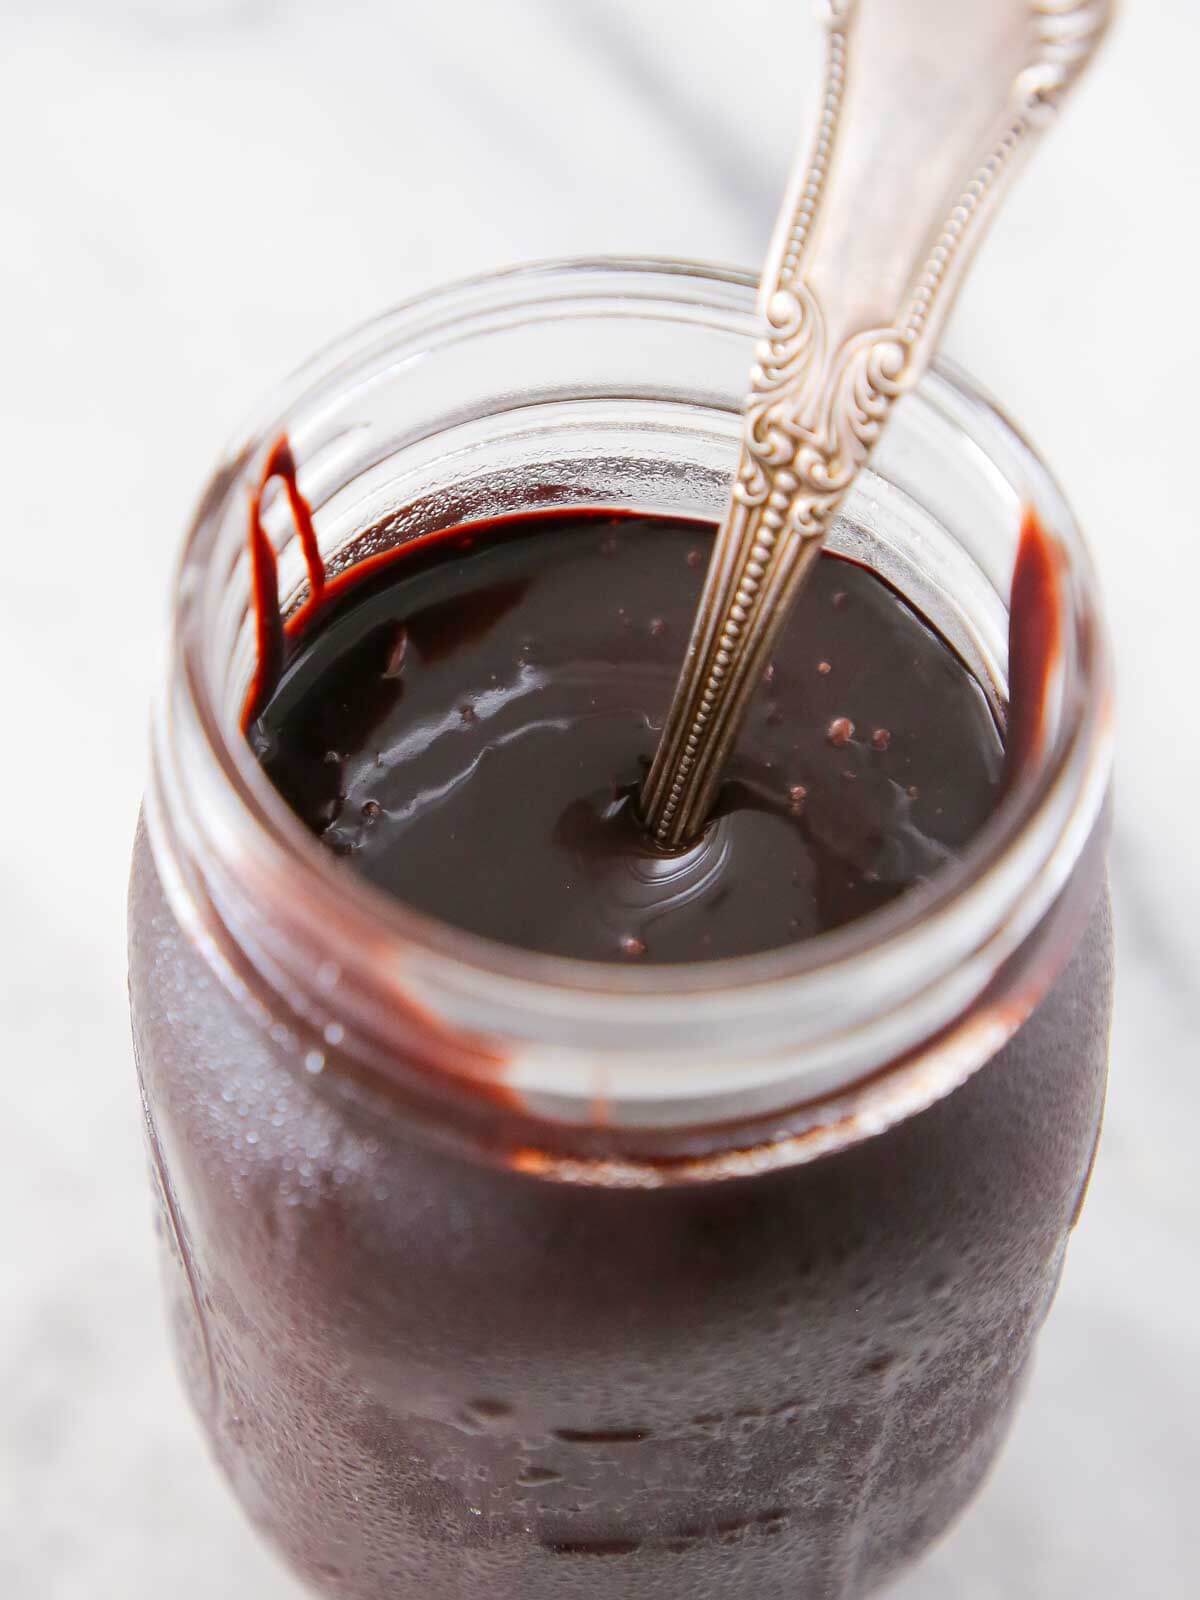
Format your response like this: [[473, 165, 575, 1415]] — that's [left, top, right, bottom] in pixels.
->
[[641, 0, 1111, 848]]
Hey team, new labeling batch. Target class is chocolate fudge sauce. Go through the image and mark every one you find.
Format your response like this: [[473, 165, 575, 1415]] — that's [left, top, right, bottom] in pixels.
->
[[250, 507, 1004, 962]]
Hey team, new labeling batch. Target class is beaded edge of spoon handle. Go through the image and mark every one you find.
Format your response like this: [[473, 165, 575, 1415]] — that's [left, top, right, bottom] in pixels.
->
[[641, 0, 1113, 848]]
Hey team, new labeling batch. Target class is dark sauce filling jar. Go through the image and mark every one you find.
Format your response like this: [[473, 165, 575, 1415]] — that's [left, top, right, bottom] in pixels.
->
[[129, 261, 1113, 1599]]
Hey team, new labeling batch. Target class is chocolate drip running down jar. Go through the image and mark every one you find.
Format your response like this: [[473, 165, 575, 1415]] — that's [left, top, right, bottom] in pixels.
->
[[128, 261, 1113, 1600]]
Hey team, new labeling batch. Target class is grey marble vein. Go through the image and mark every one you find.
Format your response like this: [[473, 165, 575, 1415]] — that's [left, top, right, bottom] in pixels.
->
[[541, 0, 779, 235]]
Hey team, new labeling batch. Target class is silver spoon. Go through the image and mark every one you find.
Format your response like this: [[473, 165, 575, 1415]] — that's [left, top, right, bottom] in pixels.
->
[[641, 0, 1112, 849]]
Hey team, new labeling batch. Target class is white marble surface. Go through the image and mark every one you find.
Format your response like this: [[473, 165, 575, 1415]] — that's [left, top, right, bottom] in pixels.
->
[[2, 2, 1198, 1595]]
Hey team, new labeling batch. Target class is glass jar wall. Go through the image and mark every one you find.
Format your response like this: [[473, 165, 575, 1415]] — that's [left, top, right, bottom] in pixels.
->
[[130, 260, 1112, 1598]]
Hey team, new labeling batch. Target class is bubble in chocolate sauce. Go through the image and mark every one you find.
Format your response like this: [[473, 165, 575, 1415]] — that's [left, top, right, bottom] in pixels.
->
[[827, 717, 854, 747], [620, 936, 647, 959], [518, 1466, 562, 1487], [465, 1398, 513, 1424], [872, 728, 892, 751], [817, 661, 832, 676]]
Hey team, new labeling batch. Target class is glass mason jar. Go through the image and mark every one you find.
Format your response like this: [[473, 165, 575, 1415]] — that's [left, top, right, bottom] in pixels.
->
[[129, 260, 1113, 1600]]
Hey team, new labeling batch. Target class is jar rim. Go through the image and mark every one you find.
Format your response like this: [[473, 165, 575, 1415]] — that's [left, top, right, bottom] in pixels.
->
[[149, 256, 1113, 1154]]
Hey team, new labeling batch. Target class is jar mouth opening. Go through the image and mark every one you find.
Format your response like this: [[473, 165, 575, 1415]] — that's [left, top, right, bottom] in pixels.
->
[[152, 257, 1112, 1135]]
